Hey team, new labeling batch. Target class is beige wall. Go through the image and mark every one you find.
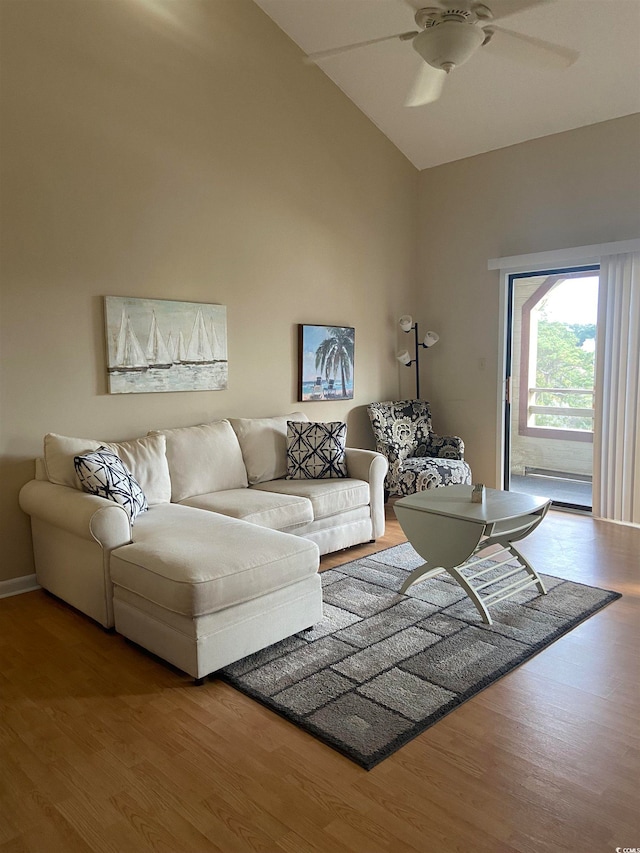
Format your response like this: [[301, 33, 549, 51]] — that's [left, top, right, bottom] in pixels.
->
[[0, 0, 418, 582], [3, 1, 638, 586], [417, 114, 640, 486]]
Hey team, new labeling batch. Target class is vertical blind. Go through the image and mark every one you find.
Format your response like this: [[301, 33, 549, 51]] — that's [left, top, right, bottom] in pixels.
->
[[592, 252, 640, 525]]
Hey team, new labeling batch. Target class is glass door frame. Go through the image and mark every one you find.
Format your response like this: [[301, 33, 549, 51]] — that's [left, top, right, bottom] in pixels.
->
[[491, 239, 640, 500], [502, 264, 599, 510]]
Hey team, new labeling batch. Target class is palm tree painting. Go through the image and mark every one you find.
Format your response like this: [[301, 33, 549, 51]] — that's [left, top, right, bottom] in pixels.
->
[[299, 325, 355, 401]]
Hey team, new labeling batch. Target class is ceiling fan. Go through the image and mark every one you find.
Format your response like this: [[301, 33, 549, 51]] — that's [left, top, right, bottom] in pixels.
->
[[304, 0, 579, 107]]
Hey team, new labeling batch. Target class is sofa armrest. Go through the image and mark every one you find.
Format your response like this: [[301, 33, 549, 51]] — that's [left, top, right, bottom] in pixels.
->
[[19, 480, 132, 550], [424, 434, 465, 460], [345, 448, 388, 540]]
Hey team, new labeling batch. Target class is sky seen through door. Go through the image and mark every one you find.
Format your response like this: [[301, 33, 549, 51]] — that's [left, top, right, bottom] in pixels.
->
[[538, 276, 599, 324]]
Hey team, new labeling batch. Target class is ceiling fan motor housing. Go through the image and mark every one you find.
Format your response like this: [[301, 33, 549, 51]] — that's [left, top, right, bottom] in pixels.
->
[[413, 18, 485, 71]]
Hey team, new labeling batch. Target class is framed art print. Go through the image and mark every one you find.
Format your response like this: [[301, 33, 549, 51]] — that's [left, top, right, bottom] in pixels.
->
[[298, 324, 354, 401], [105, 296, 227, 394]]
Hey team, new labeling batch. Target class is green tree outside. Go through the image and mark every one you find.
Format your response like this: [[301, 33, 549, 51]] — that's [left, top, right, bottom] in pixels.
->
[[534, 317, 595, 430]]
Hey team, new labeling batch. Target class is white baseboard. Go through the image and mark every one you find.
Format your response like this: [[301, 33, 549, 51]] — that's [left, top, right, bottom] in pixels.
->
[[0, 574, 41, 599]]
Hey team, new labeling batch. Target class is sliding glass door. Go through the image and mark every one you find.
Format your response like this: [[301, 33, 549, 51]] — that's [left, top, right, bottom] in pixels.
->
[[504, 266, 600, 511]]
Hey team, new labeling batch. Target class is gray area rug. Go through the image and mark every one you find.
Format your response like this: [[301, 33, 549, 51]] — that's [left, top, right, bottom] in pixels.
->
[[220, 543, 621, 769]]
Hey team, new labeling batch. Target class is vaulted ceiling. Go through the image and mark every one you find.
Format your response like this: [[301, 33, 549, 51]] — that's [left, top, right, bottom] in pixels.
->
[[253, 0, 640, 169]]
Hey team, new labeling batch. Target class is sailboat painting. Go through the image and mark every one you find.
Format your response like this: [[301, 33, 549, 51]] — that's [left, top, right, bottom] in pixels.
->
[[104, 297, 228, 394]]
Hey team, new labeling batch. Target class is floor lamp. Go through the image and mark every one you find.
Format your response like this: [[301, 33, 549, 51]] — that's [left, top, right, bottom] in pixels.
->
[[397, 315, 439, 399]]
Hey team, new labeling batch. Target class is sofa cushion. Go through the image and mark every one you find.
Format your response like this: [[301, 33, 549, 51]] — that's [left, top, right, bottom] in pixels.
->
[[109, 504, 319, 618], [45, 433, 103, 487], [286, 421, 348, 480], [252, 478, 369, 520], [229, 412, 308, 485], [74, 447, 148, 522], [179, 489, 313, 530], [151, 420, 248, 502], [44, 432, 171, 505], [106, 433, 171, 505]]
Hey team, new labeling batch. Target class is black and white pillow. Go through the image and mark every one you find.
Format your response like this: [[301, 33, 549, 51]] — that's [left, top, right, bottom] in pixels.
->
[[286, 421, 348, 480], [74, 446, 148, 522]]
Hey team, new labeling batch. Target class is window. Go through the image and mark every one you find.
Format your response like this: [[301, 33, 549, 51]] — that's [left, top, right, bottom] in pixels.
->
[[516, 271, 598, 443]]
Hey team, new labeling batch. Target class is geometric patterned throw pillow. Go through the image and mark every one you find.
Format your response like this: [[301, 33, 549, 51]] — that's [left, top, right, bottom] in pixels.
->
[[74, 446, 148, 523], [286, 421, 348, 479]]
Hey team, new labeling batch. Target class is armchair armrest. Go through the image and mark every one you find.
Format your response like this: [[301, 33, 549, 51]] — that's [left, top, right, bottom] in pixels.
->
[[372, 436, 412, 466], [345, 448, 388, 540], [424, 433, 465, 460], [19, 480, 132, 550]]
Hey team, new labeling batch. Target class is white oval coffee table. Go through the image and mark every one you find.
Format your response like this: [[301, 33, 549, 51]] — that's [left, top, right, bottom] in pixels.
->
[[394, 485, 551, 625]]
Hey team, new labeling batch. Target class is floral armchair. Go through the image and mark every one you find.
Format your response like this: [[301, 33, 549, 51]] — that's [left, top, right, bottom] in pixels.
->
[[367, 400, 472, 498]]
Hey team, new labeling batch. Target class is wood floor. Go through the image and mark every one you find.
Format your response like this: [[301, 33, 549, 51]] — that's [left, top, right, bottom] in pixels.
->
[[1, 505, 639, 853]]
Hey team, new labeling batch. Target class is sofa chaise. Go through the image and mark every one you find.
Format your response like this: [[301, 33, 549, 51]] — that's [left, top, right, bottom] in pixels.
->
[[19, 414, 388, 681]]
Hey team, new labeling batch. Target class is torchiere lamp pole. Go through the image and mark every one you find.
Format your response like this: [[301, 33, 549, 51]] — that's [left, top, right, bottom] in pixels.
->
[[396, 315, 439, 399]]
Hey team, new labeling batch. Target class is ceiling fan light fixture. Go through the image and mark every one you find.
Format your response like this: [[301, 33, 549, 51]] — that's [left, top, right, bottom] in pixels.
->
[[412, 21, 485, 71]]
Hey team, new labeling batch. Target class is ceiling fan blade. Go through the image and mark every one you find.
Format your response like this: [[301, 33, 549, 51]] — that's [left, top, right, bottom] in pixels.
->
[[478, 0, 554, 22], [404, 62, 447, 107], [486, 25, 579, 69], [304, 31, 417, 63]]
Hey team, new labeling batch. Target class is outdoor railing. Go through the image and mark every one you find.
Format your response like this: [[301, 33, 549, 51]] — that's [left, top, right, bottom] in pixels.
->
[[528, 387, 594, 430]]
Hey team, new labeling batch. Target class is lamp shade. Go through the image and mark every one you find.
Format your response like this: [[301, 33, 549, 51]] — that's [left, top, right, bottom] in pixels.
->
[[423, 331, 440, 348], [398, 315, 413, 332], [396, 349, 412, 365]]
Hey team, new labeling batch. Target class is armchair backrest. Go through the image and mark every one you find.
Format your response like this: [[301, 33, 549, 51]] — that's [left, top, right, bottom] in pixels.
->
[[367, 400, 433, 463]]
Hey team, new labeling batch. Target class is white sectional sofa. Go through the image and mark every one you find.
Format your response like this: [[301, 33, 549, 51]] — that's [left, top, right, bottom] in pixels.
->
[[19, 414, 387, 681]]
